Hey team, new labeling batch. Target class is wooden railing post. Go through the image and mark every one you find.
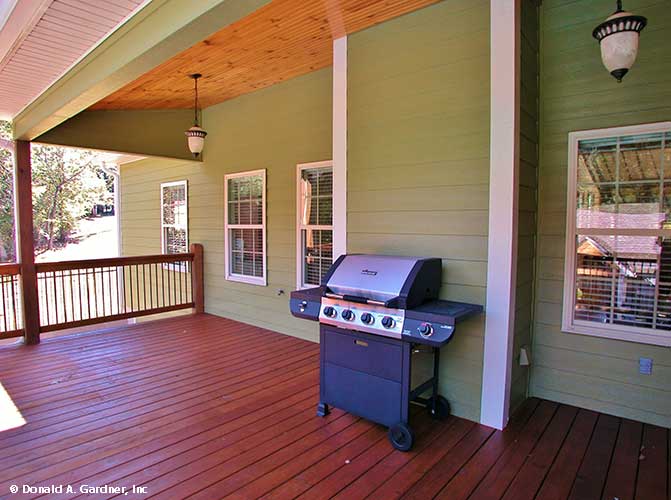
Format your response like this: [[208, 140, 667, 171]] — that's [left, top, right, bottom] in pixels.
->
[[15, 140, 40, 345], [190, 243, 204, 314]]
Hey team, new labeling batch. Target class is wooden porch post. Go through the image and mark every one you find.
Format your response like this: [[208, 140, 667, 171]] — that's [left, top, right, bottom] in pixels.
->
[[15, 140, 40, 345], [191, 243, 204, 314]]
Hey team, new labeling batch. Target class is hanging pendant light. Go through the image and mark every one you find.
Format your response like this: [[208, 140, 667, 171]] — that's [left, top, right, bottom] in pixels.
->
[[592, 0, 647, 82], [185, 73, 207, 157]]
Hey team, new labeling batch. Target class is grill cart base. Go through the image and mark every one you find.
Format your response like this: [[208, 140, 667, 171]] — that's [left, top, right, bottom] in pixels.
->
[[317, 325, 449, 451]]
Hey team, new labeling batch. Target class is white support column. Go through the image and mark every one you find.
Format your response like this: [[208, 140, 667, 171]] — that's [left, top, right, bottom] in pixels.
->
[[481, 0, 521, 430], [332, 36, 347, 258]]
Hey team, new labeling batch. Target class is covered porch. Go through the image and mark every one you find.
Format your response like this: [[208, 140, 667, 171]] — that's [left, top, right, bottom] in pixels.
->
[[1, 0, 670, 497], [0, 314, 667, 499]]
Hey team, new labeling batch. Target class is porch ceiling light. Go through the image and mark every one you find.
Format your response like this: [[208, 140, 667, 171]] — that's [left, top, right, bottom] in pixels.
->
[[185, 73, 207, 158], [592, 0, 647, 82]]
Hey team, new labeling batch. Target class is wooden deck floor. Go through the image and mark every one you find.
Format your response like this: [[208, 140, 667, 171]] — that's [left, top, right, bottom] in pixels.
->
[[0, 314, 667, 499]]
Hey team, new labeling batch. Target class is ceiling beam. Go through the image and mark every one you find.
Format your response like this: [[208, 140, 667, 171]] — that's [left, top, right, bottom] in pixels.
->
[[11, 0, 270, 141], [35, 109, 198, 161]]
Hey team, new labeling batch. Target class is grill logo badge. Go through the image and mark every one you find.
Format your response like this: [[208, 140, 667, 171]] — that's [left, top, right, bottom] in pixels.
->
[[361, 269, 378, 276]]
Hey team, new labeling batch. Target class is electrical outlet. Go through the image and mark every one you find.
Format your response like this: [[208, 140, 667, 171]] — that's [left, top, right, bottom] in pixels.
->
[[639, 357, 653, 375]]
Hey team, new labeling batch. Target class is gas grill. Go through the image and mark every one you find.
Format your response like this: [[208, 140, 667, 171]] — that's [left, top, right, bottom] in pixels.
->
[[290, 254, 482, 451]]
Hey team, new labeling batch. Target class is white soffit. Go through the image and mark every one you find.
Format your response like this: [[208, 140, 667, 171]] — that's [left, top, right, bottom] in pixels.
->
[[0, 0, 148, 120]]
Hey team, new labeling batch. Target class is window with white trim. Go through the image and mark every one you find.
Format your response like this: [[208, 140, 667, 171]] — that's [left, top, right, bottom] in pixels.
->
[[563, 123, 671, 346], [225, 170, 266, 285], [297, 162, 333, 288], [161, 180, 188, 256]]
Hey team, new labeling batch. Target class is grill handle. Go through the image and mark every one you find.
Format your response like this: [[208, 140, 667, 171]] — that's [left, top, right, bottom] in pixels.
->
[[324, 292, 386, 307]]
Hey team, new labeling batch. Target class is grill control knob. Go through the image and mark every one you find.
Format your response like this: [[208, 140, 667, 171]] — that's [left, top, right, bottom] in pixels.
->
[[341, 309, 355, 321], [418, 323, 433, 338], [381, 316, 395, 329], [323, 306, 336, 318], [361, 313, 374, 325]]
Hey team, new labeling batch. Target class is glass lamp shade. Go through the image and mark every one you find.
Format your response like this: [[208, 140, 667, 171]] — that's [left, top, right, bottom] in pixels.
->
[[593, 9, 647, 82], [185, 125, 207, 157]]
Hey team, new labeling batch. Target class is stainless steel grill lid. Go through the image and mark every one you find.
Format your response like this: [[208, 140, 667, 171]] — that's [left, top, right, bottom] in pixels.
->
[[324, 254, 437, 304]]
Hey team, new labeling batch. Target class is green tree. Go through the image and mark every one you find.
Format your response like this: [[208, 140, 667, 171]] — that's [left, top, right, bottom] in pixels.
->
[[0, 121, 15, 262], [31, 145, 108, 251], [0, 120, 108, 257]]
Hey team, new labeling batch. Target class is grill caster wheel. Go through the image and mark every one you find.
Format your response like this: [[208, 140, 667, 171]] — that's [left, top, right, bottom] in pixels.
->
[[428, 395, 451, 421], [388, 423, 414, 452]]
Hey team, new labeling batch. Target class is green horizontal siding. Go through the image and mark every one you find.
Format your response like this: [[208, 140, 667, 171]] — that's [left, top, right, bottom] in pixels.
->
[[532, 0, 671, 427], [511, 0, 540, 416], [121, 68, 333, 341], [347, 0, 490, 422]]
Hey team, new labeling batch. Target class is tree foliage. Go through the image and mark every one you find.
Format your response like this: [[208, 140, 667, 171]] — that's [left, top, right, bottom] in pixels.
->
[[0, 120, 111, 260], [32, 145, 108, 251], [0, 121, 14, 262]]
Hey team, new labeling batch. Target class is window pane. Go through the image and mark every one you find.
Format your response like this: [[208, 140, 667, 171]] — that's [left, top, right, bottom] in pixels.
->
[[577, 184, 617, 228], [574, 234, 669, 330], [228, 201, 239, 224], [239, 201, 252, 225], [243, 252, 254, 276], [162, 184, 186, 225], [301, 166, 333, 227], [618, 133, 663, 182], [164, 227, 187, 254], [229, 228, 263, 278], [228, 178, 241, 201], [253, 252, 263, 277], [239, 179, 251, 200], [231, 251, 243, 275], [578, 138, 617, 184], [318, 197, 333, 225], [303, 229, 333, 286], [251, 176, 263, 199]]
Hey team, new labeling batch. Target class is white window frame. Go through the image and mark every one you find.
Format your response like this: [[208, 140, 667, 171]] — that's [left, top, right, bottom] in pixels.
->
[[160, 180, 189, 272], [563, 121, 671, 347], [224, 169, 267, 286], [296, 160, 336, 289]]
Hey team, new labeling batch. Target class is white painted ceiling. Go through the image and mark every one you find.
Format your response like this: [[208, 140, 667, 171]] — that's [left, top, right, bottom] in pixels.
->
[[0, 0, 147, 120]]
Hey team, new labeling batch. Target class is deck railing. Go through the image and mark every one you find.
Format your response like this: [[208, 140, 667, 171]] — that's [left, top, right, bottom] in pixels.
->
[[0, 263, 23, 339], [0, 243, 204, 340]]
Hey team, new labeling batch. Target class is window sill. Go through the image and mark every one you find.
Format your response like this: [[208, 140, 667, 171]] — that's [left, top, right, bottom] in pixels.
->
[[226, 274, 267, 287], [562, 322, 671, 348]]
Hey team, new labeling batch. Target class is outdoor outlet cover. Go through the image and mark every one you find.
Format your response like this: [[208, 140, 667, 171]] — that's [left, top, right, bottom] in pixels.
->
[[639, 357, 653, 375]]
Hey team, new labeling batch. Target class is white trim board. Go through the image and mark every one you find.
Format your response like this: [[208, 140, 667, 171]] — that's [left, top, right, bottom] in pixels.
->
[[481, 0, 521, 430], [332, 36, 347, 259]]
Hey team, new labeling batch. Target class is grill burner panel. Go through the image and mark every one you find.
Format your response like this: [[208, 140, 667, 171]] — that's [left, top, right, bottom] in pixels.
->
[[289, 253, 482, 451], [319, 296, 405, 339]]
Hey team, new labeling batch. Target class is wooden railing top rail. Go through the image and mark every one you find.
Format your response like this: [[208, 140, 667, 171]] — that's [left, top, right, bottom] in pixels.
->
[[0, 263, 21, 276], [35, 252, 194, 272]]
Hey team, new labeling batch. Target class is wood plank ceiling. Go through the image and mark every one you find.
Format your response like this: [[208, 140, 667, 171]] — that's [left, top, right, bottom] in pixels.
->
[[0, 0, 145, 118], [90, 0, 441, 111]]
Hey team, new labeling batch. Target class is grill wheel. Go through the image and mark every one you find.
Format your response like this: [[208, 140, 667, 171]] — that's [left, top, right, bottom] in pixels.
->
[[428, 395, 451, 420], [388, 422, 414, 451]]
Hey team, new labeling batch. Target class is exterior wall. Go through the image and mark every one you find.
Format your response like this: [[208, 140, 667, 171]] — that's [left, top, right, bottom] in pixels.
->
[[347, 0, 490, 421], [121, 68, 332, 341], [511, 0, 540, 415], [531, 0, 671, 427]]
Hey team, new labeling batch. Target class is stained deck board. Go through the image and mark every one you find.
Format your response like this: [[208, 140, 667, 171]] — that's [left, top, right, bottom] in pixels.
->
[[0, 314, 668, 499]]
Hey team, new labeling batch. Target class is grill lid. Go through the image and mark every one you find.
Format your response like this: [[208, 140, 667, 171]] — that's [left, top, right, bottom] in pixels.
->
[[323, 254, 442, 308]]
